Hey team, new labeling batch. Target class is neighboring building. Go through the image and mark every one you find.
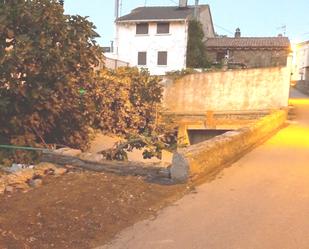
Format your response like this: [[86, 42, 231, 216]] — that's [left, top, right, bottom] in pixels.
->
[[205, 29, 291, 69], [95, 53, 129, 71], [292, 40, 309, 82], [114, 0, 215, 75]]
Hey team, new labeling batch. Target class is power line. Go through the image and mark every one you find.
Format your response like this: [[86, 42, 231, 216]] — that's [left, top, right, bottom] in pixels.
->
[[214, 24, 234, 35], [169, 0, 178, 5]]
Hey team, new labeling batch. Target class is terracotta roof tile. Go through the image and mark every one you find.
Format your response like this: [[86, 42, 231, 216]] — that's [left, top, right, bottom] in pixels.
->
[[205, 37, 290, 49]]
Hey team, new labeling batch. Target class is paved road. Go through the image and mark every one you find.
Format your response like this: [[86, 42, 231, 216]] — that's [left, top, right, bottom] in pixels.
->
[[100, 89, 309, 249]]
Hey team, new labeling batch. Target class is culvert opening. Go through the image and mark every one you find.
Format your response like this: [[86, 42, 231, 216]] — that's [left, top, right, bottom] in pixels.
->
[[188, 129, 232, 145]]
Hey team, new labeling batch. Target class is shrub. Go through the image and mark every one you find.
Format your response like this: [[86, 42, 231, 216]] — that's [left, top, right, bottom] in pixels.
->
[[166, 68, 198, 80], [93, 67, 163, 135], [92, 67, 178, 161]]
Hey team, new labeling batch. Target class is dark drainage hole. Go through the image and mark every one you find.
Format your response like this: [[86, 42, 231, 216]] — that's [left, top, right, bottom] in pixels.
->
[[188, 129, 232, 145]]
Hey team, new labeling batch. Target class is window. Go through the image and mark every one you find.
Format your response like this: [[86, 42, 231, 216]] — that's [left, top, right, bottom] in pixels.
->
[[157, 22, 170, 34], [216, 51, 226, 62], [136, 23, 149, 35], [138, 52, 147, 66], [157, 51, 167, 65]]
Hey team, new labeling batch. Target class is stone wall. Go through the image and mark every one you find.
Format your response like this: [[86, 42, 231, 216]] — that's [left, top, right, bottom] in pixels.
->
[[163, 66, 291, 114], [170, 110, 288, 182], [206, 49, 289, 68]]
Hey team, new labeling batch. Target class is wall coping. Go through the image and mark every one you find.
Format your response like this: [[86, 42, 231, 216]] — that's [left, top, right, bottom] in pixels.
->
[[170, 110, 288, 182]]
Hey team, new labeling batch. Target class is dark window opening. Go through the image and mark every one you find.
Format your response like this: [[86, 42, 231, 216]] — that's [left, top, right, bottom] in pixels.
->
[[157, 22, 170, 34], [216, 51, 226, 62], [138, 52, 147, 66], [188, 129, 232, 145], [136, 23, 149, 35], [157, 51, 167, 65]]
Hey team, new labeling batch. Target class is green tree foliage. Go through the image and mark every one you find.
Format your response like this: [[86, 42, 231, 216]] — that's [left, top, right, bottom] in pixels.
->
[[0, 0, 103, 160], [186, 20, 210, 68], [92, 68, 178, 161], [0, 0, 176, 163], [93, 68, 162, 135]]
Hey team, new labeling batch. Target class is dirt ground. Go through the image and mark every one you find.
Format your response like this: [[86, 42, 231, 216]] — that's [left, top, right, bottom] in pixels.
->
[[0, 170, 188, 249]]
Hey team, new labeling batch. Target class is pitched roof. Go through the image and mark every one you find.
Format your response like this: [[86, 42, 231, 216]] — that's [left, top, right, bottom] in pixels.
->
[[205, 37, 290, 49], [116, 5, 209, 22]]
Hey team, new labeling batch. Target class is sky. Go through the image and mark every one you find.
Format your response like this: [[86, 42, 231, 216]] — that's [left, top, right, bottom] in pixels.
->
[[64, 0, 309, 46]]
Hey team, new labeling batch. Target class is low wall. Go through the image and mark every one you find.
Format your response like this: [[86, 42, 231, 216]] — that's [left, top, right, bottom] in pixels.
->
[[295, 81, 309, 95], [163, 67, 291, 114], [170, 110, 287, 182], [41, 150, 170, 180]]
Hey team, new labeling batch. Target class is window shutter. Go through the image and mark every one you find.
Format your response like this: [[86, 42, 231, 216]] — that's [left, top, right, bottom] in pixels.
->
[[157, 23, 170, 34], [138, 52, 147, 65], [136, 23, 149, 34], [158, 51, 167, 65]]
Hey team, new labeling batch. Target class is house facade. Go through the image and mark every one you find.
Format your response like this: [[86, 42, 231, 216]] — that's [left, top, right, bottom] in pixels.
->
[[114, 1, 215, 75], [205, 29, 291, 69], [292, 40, 309, 82]]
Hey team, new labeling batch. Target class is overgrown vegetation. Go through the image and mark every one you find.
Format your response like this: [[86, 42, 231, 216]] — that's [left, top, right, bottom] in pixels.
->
[[166, 68, 199, 80], [92, 68, 177, 161], [186, 20, 210, 68], [0, 0, 177, 164]]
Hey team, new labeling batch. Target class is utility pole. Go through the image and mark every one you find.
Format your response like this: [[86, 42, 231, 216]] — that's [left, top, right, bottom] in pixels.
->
[[114, 0, 120, 58], [115, 0, 119, 20], [194, 0, 199, 19]]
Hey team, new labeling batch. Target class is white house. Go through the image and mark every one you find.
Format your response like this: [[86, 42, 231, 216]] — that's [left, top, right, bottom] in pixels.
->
[[292, 40, 309, 82], [114, 0, 215, 75]]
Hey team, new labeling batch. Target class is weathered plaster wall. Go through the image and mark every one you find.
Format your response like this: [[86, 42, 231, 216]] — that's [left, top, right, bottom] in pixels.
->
[[163, 67, 291, 113], [198, 6, 215, 39], [116, 21, 188, 75], [206, 49, 289, 68], [291, 41, 309, 81]]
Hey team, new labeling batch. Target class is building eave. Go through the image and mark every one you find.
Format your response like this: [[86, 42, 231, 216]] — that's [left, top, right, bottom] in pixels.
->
[[116, 18, 188, 23], [206, 46, 291, 50]]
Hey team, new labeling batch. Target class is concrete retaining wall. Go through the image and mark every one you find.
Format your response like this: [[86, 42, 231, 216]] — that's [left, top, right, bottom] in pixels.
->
[[170, 110, 288, 182], [163, 66, 291, 113]]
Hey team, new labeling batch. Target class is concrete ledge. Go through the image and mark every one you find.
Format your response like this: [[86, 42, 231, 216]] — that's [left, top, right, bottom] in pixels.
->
[[41, 152, 171, 179], [171, 110, 288, 182]]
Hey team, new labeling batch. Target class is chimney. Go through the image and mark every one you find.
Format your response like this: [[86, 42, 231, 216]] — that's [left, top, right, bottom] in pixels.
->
[[235, 28, 241, 38], [179, 0, 188, 8]]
